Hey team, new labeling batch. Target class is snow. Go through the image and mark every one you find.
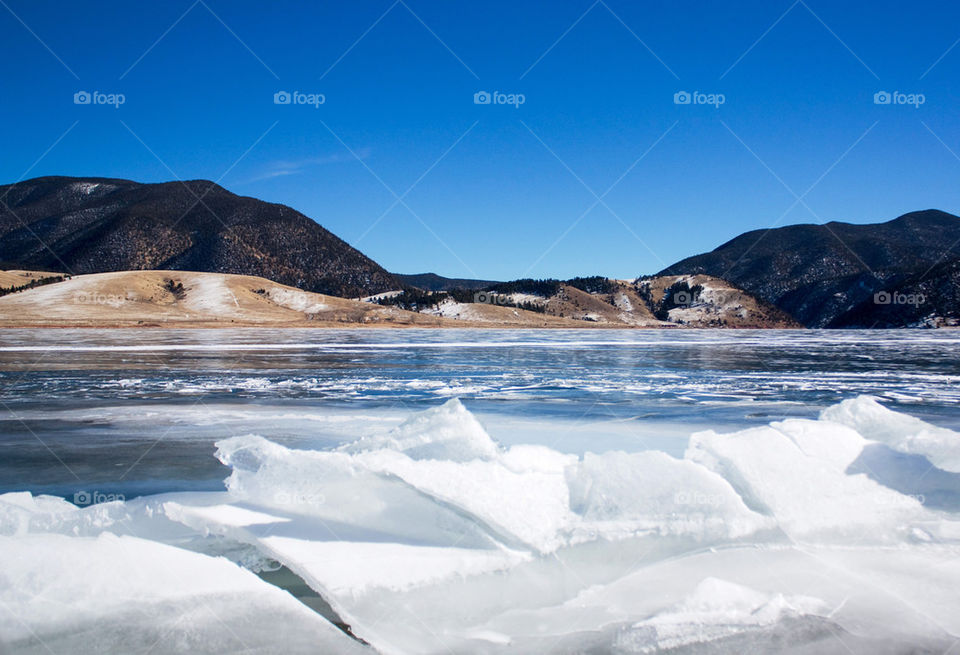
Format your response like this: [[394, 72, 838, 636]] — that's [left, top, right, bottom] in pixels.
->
[[613, 292, 634, 311], [71, 182, 101, 195], [182, 275, 241, 314], [266, 286, 328, 313], [426, 297, 477, 319], [360, 290, 404, 302], [505, 292, 546, 306]]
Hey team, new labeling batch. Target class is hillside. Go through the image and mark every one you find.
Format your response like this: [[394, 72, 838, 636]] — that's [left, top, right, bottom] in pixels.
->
[[394, 272, 500, 291], [381, 276, 800, 328], [0, 270, 649, 328], [0, 270, 799, 329], [0, 176, 399, 298], [659, 210, 960, 327]]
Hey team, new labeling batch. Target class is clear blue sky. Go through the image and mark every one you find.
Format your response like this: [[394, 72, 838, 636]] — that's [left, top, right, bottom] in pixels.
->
[[2, 0, 959, 280]]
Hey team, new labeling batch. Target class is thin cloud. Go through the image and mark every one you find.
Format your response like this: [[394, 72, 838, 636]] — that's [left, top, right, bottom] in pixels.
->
[[243, 148, 372, 183]]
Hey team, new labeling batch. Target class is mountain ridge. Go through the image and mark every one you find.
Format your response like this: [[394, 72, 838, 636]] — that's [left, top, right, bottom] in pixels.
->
[[3, 175, 957, 328], [658, 209, 960, 327], [0, 175, 400, 298]]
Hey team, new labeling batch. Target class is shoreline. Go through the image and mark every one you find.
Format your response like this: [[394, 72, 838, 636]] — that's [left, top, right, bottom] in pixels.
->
[[0, 322, 954, 330], [0, 321, 692, 330]]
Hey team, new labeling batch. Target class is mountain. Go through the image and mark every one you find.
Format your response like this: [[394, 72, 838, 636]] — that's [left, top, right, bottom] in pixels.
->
[[0, 176, 399, 298], [395, 272, 500, 291], [658, 210, 960, 327], [375, 275, 800, 328]]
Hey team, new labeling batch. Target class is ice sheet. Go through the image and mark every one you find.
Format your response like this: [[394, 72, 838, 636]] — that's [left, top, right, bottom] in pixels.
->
[[0, 532, 371, 654], [3, 396, 960, 654]]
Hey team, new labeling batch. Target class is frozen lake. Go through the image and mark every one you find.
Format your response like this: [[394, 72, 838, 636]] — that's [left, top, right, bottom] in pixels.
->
[[1, 328, 959, 653], [2, 328, 958, 498]]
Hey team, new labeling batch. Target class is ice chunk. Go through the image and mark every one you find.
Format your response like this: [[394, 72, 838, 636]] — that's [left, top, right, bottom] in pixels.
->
[[822, 395, 960, 472], [215, 434, 504, 549], [686, 419, 927, 541], [475, 544, 959, 654], [0, 492, 78, 536], [251, 538, 530, 596], [614, 577, 828, 653], [0, 532, 371, 654], [356, 446, 576, 552], [774, 414, 868, 468], [341, 398, 500, 461], [566, 451, 773, 541]]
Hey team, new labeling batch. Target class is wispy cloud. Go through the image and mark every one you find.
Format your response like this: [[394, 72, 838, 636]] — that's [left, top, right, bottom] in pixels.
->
[[244, 148, 372, 183]]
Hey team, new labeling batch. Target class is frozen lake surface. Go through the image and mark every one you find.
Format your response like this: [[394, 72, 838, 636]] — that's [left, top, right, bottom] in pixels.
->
[[1, 328, 959, 653]]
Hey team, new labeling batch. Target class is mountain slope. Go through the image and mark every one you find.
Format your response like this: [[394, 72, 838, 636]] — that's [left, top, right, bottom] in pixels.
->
[[658, 210, 960, 327], [381, 276, 800, 328], [0, 176, 399, 298], [395, 272, 500, 291]]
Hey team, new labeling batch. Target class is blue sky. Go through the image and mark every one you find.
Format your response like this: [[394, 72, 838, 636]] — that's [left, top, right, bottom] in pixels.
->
[[2, 0, 960, 280]]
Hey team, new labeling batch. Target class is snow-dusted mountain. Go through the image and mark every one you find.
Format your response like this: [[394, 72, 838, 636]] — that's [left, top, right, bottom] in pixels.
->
[[659, 210, 960, 328]]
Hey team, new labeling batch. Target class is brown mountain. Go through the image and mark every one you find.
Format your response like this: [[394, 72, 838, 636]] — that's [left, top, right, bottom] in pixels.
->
[[0, 176, 400, 298], [658, 210, 960, 327]]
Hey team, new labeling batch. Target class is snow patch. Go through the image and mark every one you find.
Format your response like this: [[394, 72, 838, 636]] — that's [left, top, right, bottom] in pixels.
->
[[266, 286, 328, 313]]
